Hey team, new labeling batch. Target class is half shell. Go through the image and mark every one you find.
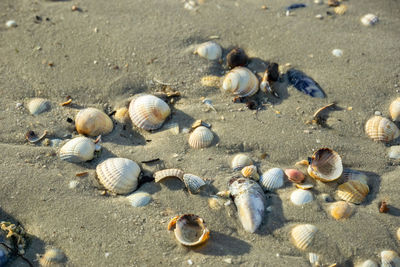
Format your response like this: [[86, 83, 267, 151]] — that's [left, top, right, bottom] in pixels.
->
[[259, 168, 284, 191], [154, 168, 184, 183], [27, 98, 50, 115], [38, 248, 65, 267], [126, 191, 152, 207], [291, 224, 318, 251], [75, 108, 113, 136], [342, 169, 368, 185], [168, 214, 210, 246], [188, 126, 214, 149], [361, 14, 379, 26], [195, 41, 222, 61], [329, 201, 354, 220], [380, 250, 400, 267], [221, 67, 259, 97], [231, 154, 253, 171], [59, 136, 96, 163], [290, 189, 313, 205], [389, 98, 400, 121], [365, 116, 400, 142], [241, 165, 259, 181], [183, 173, 206, 194], [307, 148, 343, 182], [285, 169, 305, 183], [337, 180, 369, 204]]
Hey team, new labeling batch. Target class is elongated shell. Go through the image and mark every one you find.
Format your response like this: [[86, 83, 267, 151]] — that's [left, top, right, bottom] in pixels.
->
[[307, 148, 343, 182], [365, 116, 400, 142], [259, 168, 284, 191], [75, 108, 113, 136], [290, 189, 313, 205], [342, 169, 368, 185], [285, 169, 305, 183], [39, 248, 65, 267], [114, 107, 130, 124], [128, 94, 170, 131], [389, 98, 400, 121], [168, 214, 210, 246], [126, 191, 152, 207], [183, 173, 206, 194], [59, 137, 96, 163], [96, 158, 141, 194], [231, 154, 253, 171], [195, 41, 222, 60], [188, 126, 214, 149], [27, 98, 50, 115], [329, 201, 354, 220], [380, 250, 400, 267], [287, 69, 325, 98], [361, 14, 378, 26], [291, 224, 318, 251], [154, 168, 184, 183], [241, 165, 259, 181], [337, 180, 369, 204], [221, 67, 259, 97]]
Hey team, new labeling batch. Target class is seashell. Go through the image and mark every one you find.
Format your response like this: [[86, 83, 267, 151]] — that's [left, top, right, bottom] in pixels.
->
[[75, 108, 113, 136], [226, 48, 248, 69], [183, 174, 206, 194], [309, 253, 320, 267], [291, 224, 318, 251], [342, 169, 368, 185], [365, 116, 400, 142], [290, 189, 313, 205], [397, 227, 400, 241], [5, 20, 17, 28], [241, 165, 259, 181], [259, 168, 285, 191], [334, 4, 347, 15], [128, 94, 171, 131], [329, 201, 354, 220], [307, 148, 343, 182], [221, 67, 259, 97], [59, 136, 96, 163], [114, 107, 130, 124], [287, 69, 325, 98], [27, 98, 50, 115], [154, 168, 184, 183], [231, 153, 253, 171], [96, 158, 141, 195], [332, 48, 343, 57], [337, 180, 369, 204], [191, 119, 211, 130], [361, 14, 379, 26], [25, 130, 47, 143], [388, 146, 400, 159], [356, 260, 379, 267], [126, 191, 152, 207], [208, 196, 224, 210], [195, 41, 222, 60], [285, 169, 305, 183], [295, 183, 314, 190], [389, 98, 400, 121], [168, 214, 210, 246], [229, 178, 266, 233], [380, 250, 400, 267], [39, 248, 65, 267], [188, 126, 214, 149]]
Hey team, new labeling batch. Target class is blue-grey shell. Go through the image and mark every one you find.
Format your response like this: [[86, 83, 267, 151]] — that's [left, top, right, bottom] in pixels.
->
[[287, 69, 325, 98]]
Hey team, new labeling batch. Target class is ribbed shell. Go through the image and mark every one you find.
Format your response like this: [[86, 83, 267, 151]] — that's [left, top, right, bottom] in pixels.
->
[[195, 41, 222, 60], [309, 253, 320, 267], [59, 137, 96, 163], [397, 227, 400, 241], [380, 250, 400, 267], [39, 248, 65, 267], [231, 154, 253, 171], [188, 126, 214, 149], [307, 148, 343, 182], [259, 168, 284, 191], [221, 67, 259, 97], [169, 214, 210, 247], [27, 98, 50, 115], [96, 158, 141, 195], [365, 116, 400, 142], [337, 180, 369, 204], [183, 173, 206, 194], [285, 169, 305, 183], [290, 189, 313, 205], [126, 191, 152, 207], [342, 169, 368, 185], [334, 4, 347, 15], [128, 94, 171, 131], [357, 260, 379, 267], [329, 201, 354, 220], [75, 108, 113, 136], [154, 168, 184, 183], [241, 165, 259, 180], [389, 98, 400, 121], [291, 224, 318, 251], [361, 14, 379, 26]]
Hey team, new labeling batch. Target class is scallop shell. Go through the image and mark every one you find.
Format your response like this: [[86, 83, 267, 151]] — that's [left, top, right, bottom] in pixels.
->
[[365, 116, 400, 142], [75, 108, 113, 136], [342, 169, 368, 185], [259, 168, 284, 191], [380, 250, 400, 267], [195, 41, 222, 60], [361, 14, 379, 26], [154, 168, 184, 183], [96, 158, 141, 195], [388, 146, 400, 160], [241, 165, 259, 181], [290, 189, 313, 205], [128, 94, 170, 131], [291, 224, 318, 251], [307, 148, 343, 182], [126, 191, 152, 207], [329, 201, 354, 220], [337, 180, 369, 204], [27, 98, 50, 115], [188, 126, 214, 149], [285, 169, 305, 183], [168, 214, 210, 247], [389, 98, 400, 121], [114, 107, 130, 124], [59, 136, 96, 163], [221, 67, 259, 97], [39, 248, 65, 267], [231, 154, 253, 171], [183, 173, 206, 194], [357, 260, 379, 267]]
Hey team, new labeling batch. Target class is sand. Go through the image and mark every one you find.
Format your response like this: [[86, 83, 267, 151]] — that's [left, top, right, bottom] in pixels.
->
[[1, 0, 400, 266]]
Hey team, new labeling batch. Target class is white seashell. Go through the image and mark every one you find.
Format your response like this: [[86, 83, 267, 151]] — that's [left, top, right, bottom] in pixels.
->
[[27, 98, 50, 115], [342, 169, 369, 185], [380, 250, 400, 267], [188, 126, 214, 149], [291, 224, 318, 251], [128, 94, 171, 131], [309, 253, 320, 267], [337, 180, 369, 204], [183, 173, 206, 194], [96, 158, 141, 195], [231, 153, 253, 171], [290, 189, 313, 206], [195, 41, 222, 60], [361, 14, 379, 26], [59, 137, 96, 163], [259, 168, 284, 191], [389, 98, 400, 121], [126, 191, 152, 207], [39, 248, 65, 267], [221, 67, 259, 97], [241, 165, 259, 181], [307, 148, 343, 182], [5, 20, 17, 28], [388, 146, 400, 160], [168, 214, 210, 246], [332, 49, 343, 57], [356, 260, 379, 267], [154, 168, 184, 183], [75, 108, 113, 136], [365, 116, 400, 142]]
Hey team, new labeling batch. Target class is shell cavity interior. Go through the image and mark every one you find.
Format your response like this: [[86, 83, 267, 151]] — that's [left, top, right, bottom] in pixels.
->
[[169, 214, 210, 247], [307, 148, 343, 182]]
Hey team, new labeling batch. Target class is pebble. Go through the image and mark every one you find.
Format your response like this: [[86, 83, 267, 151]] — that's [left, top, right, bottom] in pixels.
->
[[332, 49, 343, 57], [15, 103, 23, 109], [187, 259, 193, 265], [315, 14, 323, 19], [314, 0, 323, 4], [69, 180, 79, 189], [5, 20, 17, 28], [374, 111, 382, 116]]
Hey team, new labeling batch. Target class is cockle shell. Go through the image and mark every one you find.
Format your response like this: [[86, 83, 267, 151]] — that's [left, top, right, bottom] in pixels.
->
[[231, 154, 253, 171], [188, 126, 214, 149], [291, 224, 318, 251], [221, 67, 259, 97], [27, 98, 50, 115], [195, 41, 222, 60], [389, 98, 400, 121], [154, 168, 184, 183], [38, 248, 65, 267], [361, 14, 379, 26], [337, 180, 369, 204], [96, 158, 141, 195], [290, 189, 313, 205], [259, 168, 284, 191], [365, 116, 400, 142], [241, 165, 259, 181], [126, 191, 152, 207], [75, 108, 113, 136], [329, 201, 354, 220], [380, 250, 400, 267], [342, 169, 368, 185], [307, 148, 343, 182], [285, 169, 305, 183], [59, 136, 96, 163], [168, 214, 210, 247], [183, 173, 206, 194]]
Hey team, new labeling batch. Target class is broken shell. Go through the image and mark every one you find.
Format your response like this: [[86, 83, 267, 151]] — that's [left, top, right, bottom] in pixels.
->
[[126, 191, 152, 207], [334, 4, 347, 15], [307, 148, 343, 182], [380, 250, 400, 267], [39, 248, 65, 267], [291, 224, 318, 251], [295, 183, 314, 190], [259, 168, 284, 191], [59, 136, 96, 163], [75, 108, 113, 136], [114, 107, 130, 124], [168, 214, 210, 246], [337, 180, 369, 204], [195, 41, 222, 60], [241, 165, 259, 181], [25, 130, 47, 143], [342, 169, 368, 185], [27, 98, 50, 115], [356, 260, 379, 267], [389, 98, 400, 121], [388, 145, 400, 160], [154, 168, 184, 183], [397, 227, 400, 241], [365, 116, 400, 142], [221, 67, 259, 97], [231, 153, 253, 171], [226, 48, 248, 68], [309, 253, 320, 267], [290, 189, 313, 205], [361, 14, 379, 26], [188, 126, 214, 149], [183, 173, 206, 194], [208, 196, 224, 210], [96, 158, 141, 195], [285, 169, 305, 183], [329, 201, 354, 220]]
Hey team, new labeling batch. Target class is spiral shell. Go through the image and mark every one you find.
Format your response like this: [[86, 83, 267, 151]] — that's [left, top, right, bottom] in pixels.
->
[[307, 148, 343, 182], [59, 137, 96, 163], [188, 126, 214, 149], [221, 67, 259, 97], [241, 165, 259, 181], [285, 169, 305, 183], [231, 154, 253, 171], [96, 158, 141, 195], [259, 168, 284, 191], [365, 116, 400, 142], [126, 191, 152, 207], [337, 180, 369, 204], [380, 250, 400, 267], [183, 173, 206, 194], [39, 248, 65, 267], [154, 168, 184, 183], [291, 224, 318, 251], [195, 41, 222, 60], [168, 214, 210, 247], [329, 201, 354, 220], [128, 94, 170, 131], [389, 98, 400, 121], [361, 14, 379, 26], [75, 108, 113, 136], [290, 189, 313, 206], [342, 169, 368, 185], [27, 98, 50, 115]]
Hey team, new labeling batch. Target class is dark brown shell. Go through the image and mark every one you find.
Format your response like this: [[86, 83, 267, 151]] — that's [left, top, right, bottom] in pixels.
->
[[266, 62, 279, 82], [227, 48, 248, 69]]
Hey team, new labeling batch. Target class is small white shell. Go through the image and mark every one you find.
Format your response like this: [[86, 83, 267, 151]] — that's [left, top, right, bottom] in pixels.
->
[[259, 168, 284, 191], [96, 158, 141, 195], [332, 49, 343, 57], [195, 41, 222, 60], [361, 14, 379, 26], [388, 145, 400, 160], [380, 250, 400, 267], [241, 165, 259, 181], [59, 136, 96, 163], [154, 168, 184, 183], [309, 253, 320, 267], [126, 191, 152, 207], [356, 260, 379, 267], [183, 173, 206, 194], [188, 126, 214, 149], [75, 107, 113, 136], [27, 98, 50, 115], [231, 153, 253, 171], [291, 224, 318, 251], [389, 98, 400, 121], [341, 169, 368, 185], [290, 189, 313, 205], [221, 67, 259, 97], [39, 248, 65, 267], [5, 20, 17, 28], [365, 116, 400, 142]]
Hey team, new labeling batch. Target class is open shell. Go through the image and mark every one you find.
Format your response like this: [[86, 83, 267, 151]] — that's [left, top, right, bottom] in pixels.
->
[[59, 136, 96, 163], [154, 168, 184, 183], [38, 248, 65, 267], [259, 168, 284, 191], [168, 214, 210, 247], [27, 98, 50, 115], [75, 108, 113, 136], [380, 250, 400, 267], [291, 224, 318, 251], [337, 180, 369, 204], [195, 41, 222, 60], [285, 169, 305, 183], [365, 116, 400, 142], [183, 174, 206, 194], [241, 165, 259, 181], [290, 189, 313, 205], [188, 126, 214, 149], [231, 154, 253, 171], [307, 148, 343, 182], [389, 98, 400, 121], [221, 67, 259, 97], [329, 201, 354, 220]]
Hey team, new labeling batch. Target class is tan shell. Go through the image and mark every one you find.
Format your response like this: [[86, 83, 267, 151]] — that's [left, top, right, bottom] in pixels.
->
[[307, 148, 343, 182], [154, 168, 184, 183], [195, 41, 222, 60], [389, 98, 400, 121], [365, 116, 400, 142], [114, 107, 130, 124], [290, 189, 313, 205], [188, 126, 214, 149], [59, 136, 96, 163], [291, 224, 318, 251], [285, 169, 305, 183], [75, 108, 113, 136], [380, 250, 400, 267], [221, 67, 259, 97], [39, 248, 65, 267], [241, 165, 259, 180], [168, 214, 210, 247], [231, 153, 253, 171], [342, 169, 368, 185], [329, 201, 354, 220], [334, 4, 347, 15], [183, 173, 206, 194], [397, 227, 400, 241], [27, 98, 50, 115], [337, 180, 369, 204], [208, 196, 224, 210]]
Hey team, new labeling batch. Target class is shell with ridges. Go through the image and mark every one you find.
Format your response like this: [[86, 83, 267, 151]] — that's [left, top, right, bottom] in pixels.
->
[[183, 173, 206, 194], [188, 126, 214, 149], [309, 253, 320, 267], [195, 41, 222, 60], [285, 169, 305, 183], [259, 168, 284, 191], [307, 148, 343, 182], [154, 168, 184, 183], [168, 214, 210, 246], [231, 154, 253, 171], [221, 67, 259, 97], [126, 191, 152, 207], [290, 189, 313, 205], [59, 136, 96, 163], [342, 169, 368, 185], [291, 224, 318, 251], [365, 116, 400, 142], [39, 248, 65, 267], [389, 98, 400, 121], [75, 108, 113, 136], [27, 98, 50, 115], [361, 14, 379, 26], [329, 201, 354, 220], [337, 180, 369, 204], [241, 165, 259, 180], [380, 250, 400, 267]]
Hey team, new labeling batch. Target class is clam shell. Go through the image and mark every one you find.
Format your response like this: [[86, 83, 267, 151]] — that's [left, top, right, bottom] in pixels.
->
[[388, 145, 400, 160], [221, 67, 259, 97], [389, 98, 400, 121], [231, 153, 253, 171], [183, 173, 206, 194], [291, 224, 318, 251], [342, 169, 368, 185], [126, 191, 152, 207], [168, 214, 210, 246], [380, 250, 400, 267], [361, 14, 379, 26], [285, 169, 305, 183], [27, 98, 50, 115], [307, 148, 343, 182], [365, 116, 400, 142], [195, 41, 222, 60], [226, 48, 248, 69], [337, 180, 369, 204], [259, 168, 284, 191], [188, 126, 214, 149], [59, 136, 96, 163], [39, 248, 65, 267], [290, 189, 313, 205], [154, 168, 184, 183], [241, 165, 259, 181], [75, 108, 113, 136], [96, 158, 141, 195], [357, 260, 379, 267], [128, 94, 171, 131], [329, 201, 354, 220]]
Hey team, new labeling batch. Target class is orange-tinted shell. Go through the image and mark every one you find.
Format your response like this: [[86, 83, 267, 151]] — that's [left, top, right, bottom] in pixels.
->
[[291, 224, 318, 251], [75, 108, 113, 136], [365, 116, 400, 142], [285, 169, 305, 183], [307, 148, 343, 182], [337, 180, 369, 204], [329, 201, 354, 220], [168, 214, 210, 247]]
